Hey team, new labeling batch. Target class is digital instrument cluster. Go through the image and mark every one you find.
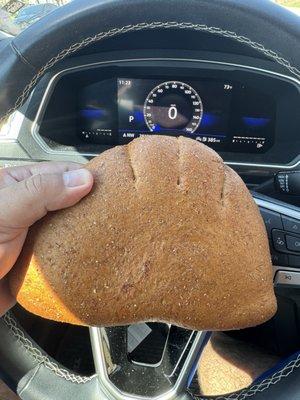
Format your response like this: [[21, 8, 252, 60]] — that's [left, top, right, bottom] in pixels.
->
[[78, 77, 276, 153]]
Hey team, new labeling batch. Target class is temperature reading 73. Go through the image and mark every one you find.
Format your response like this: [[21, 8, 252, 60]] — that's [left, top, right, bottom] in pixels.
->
[[224, 84, 233, 90]]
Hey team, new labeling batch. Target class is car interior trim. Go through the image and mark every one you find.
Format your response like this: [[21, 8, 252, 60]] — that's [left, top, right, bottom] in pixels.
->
[[254, 196, 300, 222], [89, 326, 208, 400]]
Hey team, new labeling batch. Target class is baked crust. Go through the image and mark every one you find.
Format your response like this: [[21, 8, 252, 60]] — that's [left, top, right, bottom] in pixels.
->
[[9, 136, 277, 329]]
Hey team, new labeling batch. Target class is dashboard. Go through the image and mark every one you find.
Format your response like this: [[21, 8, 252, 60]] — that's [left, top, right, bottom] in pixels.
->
[[79, 76, 275, 153], [35, 57, 300, 169]]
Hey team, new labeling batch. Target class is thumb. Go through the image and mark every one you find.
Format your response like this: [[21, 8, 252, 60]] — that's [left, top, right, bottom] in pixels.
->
[[0, 168, 93, 229]]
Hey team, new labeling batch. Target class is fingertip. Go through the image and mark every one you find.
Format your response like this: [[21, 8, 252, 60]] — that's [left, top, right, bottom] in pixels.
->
[[62, 169, 94, 208], [63, 168, 94, 189]]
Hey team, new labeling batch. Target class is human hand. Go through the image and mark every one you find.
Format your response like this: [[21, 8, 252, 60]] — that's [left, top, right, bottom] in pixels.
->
[[0, 162, 93, 316]]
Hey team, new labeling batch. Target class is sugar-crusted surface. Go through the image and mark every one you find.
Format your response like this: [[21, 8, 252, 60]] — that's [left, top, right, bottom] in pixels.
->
[[9, 136, 277, 330]]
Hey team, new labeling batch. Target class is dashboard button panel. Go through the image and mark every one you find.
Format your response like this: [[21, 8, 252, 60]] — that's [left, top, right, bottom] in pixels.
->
[[258, 204, 300, 267]]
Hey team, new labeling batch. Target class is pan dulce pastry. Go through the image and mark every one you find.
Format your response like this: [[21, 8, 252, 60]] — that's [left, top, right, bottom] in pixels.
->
[[9, 135, 277, 330]]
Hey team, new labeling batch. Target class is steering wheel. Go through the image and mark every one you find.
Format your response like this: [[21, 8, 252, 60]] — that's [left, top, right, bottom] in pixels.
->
[[0, 0, 300, 399]]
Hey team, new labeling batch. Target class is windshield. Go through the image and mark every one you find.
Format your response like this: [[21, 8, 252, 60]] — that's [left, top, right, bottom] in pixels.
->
[[0, 0, 299, 36], [0, 0, 71, 35]]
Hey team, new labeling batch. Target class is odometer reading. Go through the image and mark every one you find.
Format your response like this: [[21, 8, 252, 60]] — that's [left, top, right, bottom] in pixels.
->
[[143, 81, 203, 134]]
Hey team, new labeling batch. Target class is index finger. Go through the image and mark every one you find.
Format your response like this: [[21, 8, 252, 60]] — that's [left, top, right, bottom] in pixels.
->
[[0, 161, 85, 189]]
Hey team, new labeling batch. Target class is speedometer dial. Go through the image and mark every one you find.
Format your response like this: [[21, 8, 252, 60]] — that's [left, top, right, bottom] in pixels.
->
[[143, 81, 203, 134]]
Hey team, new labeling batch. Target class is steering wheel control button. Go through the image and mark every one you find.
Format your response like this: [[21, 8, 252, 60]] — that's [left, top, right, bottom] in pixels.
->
[[282, 216, 300, 235], [286, 235, 300, 253], [271, 251, 288, 266], [274, 271, 300, 287], [260, 208, 283, 236], [288, 255, 300, 268], [272, 230, 287, 252]]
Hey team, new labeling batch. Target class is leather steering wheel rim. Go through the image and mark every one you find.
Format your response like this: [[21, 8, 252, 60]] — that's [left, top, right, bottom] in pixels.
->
[[0, 0, 300, 399]]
